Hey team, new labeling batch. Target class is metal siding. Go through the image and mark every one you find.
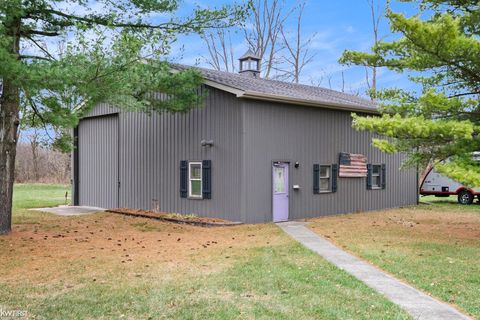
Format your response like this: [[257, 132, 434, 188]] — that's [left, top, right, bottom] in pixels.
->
[[76, 87, 417, 223], [83, 103, 118, 118], [242, 99, 418, 223], [116, 87, 244, 221], [78, 114, 119, 208]]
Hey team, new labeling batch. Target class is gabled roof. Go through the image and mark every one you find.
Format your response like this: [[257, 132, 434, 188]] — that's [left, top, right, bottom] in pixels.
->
[[239, 49, 261, 60], [171, 64, 378, 113]]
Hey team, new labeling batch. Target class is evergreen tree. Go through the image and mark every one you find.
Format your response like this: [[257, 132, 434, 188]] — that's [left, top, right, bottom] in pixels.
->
[[340, 0, 480, 186], [0, 0, 246, 234]]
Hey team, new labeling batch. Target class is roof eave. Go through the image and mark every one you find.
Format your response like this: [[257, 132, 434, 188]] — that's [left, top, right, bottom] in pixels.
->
[[239, 90, 379, 114], [203, 79, 245, 96], [173, 66, 379, 114]]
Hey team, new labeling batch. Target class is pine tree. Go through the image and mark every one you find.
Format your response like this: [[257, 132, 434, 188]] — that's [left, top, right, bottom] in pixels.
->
[[340, 0, 480, 186], [0, 0, 246, 234]]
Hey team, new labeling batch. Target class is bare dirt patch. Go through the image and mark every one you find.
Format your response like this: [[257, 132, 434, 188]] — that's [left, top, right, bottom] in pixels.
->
[[0, 213, 286, 285]]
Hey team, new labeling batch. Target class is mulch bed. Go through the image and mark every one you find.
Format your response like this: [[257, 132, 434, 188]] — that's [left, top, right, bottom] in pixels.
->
[[107, 208, 243, 227]]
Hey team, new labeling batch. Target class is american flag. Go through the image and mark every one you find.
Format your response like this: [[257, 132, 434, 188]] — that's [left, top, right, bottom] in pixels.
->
[[339, 152, 367, 177]]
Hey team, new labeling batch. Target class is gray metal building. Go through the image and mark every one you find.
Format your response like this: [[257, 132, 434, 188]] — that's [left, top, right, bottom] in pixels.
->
[[72, 53, 418, 223]]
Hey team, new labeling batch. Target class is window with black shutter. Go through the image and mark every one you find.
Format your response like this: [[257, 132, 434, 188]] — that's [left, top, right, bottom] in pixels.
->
[[181, 160, 212, 200], [314, 164, 337, 194], [367, 164, 385, 190]]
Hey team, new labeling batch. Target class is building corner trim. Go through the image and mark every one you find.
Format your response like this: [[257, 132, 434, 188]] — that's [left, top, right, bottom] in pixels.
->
[[73, 126, 80, 206]]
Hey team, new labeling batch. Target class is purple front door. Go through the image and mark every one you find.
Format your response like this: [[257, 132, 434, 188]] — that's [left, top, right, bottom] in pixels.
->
[[272, 162, 289, 222]]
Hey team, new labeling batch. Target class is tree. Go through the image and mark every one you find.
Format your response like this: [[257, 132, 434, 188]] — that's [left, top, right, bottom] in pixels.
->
[[203, 0, 315, 82], [364, 0, 384, 98], [279, 2, 316, 84], [0, 0, 246, 234], [29, 129, 41, 182], [245, 0, 289, 79], [203, 0, 287, 78], [339, 0, 480, 186], [202, 29, 237, 72]]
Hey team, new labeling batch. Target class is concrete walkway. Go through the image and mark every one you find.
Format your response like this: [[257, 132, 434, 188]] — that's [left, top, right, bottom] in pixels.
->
[[278, 221, 471, 320], [30, 206, 105, 216]]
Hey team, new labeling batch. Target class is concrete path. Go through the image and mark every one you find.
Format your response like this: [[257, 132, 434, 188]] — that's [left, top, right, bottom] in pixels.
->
[[278, 221, 471, 320], [30, 206, 105, 216]]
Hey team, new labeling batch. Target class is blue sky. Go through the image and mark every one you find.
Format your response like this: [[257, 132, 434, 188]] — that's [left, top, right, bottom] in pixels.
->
[[20, 0, 425, 144], [167, 0, 421, 97], [33, 0, 421, 97]]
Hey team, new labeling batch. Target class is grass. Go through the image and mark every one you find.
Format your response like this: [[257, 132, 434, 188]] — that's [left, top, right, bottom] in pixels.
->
[[13, 183, 70, 210], [420, 194, 480, 211], [11, 183, 70, 225], [0, 184, 411, 319], [307, 203, 480, 319]]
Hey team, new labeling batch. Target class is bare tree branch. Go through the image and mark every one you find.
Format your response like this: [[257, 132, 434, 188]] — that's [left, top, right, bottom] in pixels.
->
[[202, 0, 315, 83], [365, 0, 384, 99], [244, 0, 290, 78], [202, 29, 237, 72], [19, 55, 53, 61], [280, 2, 316, 83]]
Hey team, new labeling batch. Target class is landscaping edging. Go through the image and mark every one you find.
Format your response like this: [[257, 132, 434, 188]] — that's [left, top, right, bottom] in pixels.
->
[[106, 209, 243, 227]]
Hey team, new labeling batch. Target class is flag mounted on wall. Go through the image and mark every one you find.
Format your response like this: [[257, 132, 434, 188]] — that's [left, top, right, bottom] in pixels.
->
[[339, 152, 368, 177]]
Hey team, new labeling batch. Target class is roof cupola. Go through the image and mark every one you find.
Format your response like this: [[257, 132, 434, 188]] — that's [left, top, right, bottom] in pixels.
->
[[239, 49, 261, 78]]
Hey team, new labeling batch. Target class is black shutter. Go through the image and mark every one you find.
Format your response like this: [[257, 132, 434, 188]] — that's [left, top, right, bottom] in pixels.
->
[[180, 160, 188, 198], [202, 160, 212, 199], [381, 164, 386, 189], [313, 164, 320, 194], [331, 164, 338, 193], [366, 164, 372, 190]]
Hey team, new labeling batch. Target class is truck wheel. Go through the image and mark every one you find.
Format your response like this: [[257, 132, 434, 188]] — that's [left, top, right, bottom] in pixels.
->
[[458, 190, 474, 205]]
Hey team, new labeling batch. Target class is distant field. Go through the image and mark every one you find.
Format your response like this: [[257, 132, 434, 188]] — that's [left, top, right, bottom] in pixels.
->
[[13, 183, 70, 210]]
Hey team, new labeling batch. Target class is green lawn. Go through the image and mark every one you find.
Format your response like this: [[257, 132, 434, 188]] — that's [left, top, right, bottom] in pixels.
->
[[0, 184, 411, 320], [11, 183, 70, 225], [13, 183, 70, 210], [420, 194, 480, 208], [308, 203, 480, 319]]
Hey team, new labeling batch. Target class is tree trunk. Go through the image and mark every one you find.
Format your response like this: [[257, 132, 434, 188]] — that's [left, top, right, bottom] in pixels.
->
[[0, 15, 21, 235], [0, 82, 20, 234], [30, 132, 40, 181]]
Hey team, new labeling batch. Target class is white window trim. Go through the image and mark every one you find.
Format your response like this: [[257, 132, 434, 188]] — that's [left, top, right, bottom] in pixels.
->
[[188, 161, 203, 199], [319, 165, 332, 193], [371, 164, 382, 189]]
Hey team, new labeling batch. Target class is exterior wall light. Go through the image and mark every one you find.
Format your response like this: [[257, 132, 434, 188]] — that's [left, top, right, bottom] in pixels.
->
[[201, 140, 214, 147]]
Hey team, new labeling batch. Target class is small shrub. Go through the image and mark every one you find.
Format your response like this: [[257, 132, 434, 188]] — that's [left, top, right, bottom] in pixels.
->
[[164, 213, 198, 220]]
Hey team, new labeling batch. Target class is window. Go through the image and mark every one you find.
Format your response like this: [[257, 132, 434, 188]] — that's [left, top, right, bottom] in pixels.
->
[[180, 160, 211, 199], [319, 165, 331, 192], [314, 164, 338, 194], [371, 164, 382, 189], [189, 162, 202, 198], [273, 166, 286, 193]]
